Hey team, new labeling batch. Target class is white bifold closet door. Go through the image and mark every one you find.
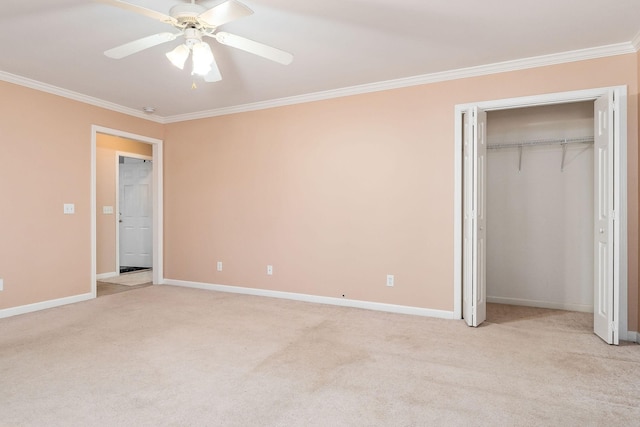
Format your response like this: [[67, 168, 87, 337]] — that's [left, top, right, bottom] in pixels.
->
[[462, 93, 618, 344], [462, 107, 487, 327], [593, 93, 618, 345]]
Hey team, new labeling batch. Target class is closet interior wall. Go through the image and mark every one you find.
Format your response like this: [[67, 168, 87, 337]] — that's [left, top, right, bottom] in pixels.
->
[[486, 102, 595, 312]]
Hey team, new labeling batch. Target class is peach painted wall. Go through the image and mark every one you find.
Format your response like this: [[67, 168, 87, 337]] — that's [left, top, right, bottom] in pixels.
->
[[96, 135, 152, 275], [1, 54, 639, 332], [164, 54, 639, 330], [0, 81, 163, 309]]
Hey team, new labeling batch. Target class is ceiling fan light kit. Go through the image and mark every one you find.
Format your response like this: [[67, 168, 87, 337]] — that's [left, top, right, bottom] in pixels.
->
[[166, 27, 214, 76], [166, 44, 190, 69], [101, 0, 293, 83], [191, 41, 214, 76]]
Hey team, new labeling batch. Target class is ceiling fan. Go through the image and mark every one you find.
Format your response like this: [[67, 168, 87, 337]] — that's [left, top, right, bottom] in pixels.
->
[[100, 0, 293, 82]]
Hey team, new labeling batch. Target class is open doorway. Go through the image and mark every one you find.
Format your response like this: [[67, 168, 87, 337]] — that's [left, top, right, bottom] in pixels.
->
[[95, 153, 155, 297], [91, 126, 163, 298], [454, 87, 628, 344]]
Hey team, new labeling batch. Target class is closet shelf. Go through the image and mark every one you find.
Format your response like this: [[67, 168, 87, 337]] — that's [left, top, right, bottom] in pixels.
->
[[487, 136, 594, 172], [487, 136, 594, 150]]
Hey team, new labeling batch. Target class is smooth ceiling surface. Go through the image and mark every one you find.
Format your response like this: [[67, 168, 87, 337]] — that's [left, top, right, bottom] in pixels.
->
[[1, 0, 640, 118]]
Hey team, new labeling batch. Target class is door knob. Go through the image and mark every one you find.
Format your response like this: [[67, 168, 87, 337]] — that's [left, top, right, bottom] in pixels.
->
[[599, 228, 604, 234]]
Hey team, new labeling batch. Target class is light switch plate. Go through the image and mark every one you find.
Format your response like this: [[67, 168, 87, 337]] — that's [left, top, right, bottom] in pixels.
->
[[63, 203, 75, 214], [0, 278, 3, 291], [103, 206, 114, 214]]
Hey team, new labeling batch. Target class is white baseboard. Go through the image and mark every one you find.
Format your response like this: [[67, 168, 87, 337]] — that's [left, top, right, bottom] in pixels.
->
[[625, 331, 639, 343], [162, 279, 455, 320], [0, 282, 634, 342], [487, 296, 593, 313], [0, 292, 94, 319], [96, 272, 118, 280]]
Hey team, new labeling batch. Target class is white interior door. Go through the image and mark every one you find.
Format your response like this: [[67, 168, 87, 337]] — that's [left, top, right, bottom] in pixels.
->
[[119, 158, 153, 268], [462, 107, 487, 327], [593, 93, 618, 344]]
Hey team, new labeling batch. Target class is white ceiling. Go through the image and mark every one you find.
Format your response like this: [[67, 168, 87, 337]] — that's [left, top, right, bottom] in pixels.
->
[[1, 0, 640, 120]]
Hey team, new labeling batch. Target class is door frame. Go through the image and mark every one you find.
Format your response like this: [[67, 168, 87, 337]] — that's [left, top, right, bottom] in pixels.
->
[[116, 152, 153, 275], [453, 86, 628, 340], [91, 126, 164, 297]]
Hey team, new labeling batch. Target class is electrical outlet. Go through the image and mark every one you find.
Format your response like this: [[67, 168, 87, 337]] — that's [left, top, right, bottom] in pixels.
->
[[0, 278, 3, 291], [386, 274, 394, 287], [267, 265, 273, 275], [63, 203, 75, 214], [216, 261, 222, 272]]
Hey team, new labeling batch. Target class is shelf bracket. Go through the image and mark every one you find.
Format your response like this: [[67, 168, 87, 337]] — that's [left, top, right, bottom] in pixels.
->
[[560, 140, 567, 172], [518, 145, 523, 172]]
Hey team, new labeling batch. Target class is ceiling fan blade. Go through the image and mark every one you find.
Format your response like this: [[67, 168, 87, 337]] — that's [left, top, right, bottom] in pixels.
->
[[204, 56, 222, 83], [198, 0, 253, 27], [105, 32, 178, 59], [98, 0, 177, 25], [214, 32, 293, 65]]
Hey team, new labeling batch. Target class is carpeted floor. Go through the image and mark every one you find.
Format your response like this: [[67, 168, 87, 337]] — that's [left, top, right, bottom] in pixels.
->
[[0, 286, 638, 426]]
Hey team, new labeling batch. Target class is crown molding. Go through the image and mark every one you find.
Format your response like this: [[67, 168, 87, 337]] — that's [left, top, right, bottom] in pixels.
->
[[164, 41, 637, 123], [2, 38, 638, 125], [632, 30, 640, 52], [0, 71, 165, 124]]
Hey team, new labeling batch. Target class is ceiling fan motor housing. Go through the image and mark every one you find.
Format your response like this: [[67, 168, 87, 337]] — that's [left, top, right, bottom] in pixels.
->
[[170, 3, 206, 26]]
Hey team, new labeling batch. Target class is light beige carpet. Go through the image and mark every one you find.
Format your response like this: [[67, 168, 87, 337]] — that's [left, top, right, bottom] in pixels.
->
[[0, 286, 638, 426], [99, 269, 152, 286]]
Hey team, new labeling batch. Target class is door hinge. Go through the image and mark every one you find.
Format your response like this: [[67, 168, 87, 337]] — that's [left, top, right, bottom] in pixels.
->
[[610, 321, 617, 332], [611, 210, 616, 221]]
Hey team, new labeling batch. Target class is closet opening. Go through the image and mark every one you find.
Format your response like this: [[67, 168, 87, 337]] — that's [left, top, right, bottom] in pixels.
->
[[454, 87, 628, 345], [486, 102, 594, 315]]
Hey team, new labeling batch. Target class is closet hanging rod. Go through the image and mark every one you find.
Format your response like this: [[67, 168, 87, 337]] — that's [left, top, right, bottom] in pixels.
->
[[487, 136, 594, 150]]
